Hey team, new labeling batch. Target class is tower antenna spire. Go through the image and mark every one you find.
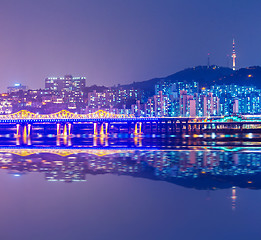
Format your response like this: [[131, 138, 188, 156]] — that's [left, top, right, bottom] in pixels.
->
[[232, 38, 236, 70]]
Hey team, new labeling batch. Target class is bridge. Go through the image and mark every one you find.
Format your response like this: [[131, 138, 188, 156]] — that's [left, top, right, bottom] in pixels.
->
[[0, 110, 261, 138], [0, 109, 195, 136]]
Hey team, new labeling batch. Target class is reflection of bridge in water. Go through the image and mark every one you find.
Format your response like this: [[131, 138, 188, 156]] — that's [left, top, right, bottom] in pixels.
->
[[1, 147, 261, 195], [1, 110, 261, 141]]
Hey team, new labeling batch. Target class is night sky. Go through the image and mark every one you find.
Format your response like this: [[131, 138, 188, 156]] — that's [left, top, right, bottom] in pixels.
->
[[0, 0, 260, 91]]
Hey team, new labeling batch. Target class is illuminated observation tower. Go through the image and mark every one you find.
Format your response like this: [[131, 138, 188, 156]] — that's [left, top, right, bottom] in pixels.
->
[[231, 39, 236, 71]]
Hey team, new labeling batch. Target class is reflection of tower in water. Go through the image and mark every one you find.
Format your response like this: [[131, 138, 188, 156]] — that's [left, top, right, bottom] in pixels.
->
[[231, 186, 237, 210]]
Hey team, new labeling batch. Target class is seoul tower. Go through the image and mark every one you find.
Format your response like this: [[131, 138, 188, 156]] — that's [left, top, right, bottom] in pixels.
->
[[231, 38, 236, 70]]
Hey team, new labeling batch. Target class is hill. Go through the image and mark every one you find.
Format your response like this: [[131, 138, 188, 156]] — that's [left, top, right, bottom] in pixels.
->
[[120, 65, 234, 97]]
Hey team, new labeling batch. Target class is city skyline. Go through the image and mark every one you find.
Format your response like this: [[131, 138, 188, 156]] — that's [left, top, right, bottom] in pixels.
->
[[2, 70, 261, 118], [0, 0, 261, 92]]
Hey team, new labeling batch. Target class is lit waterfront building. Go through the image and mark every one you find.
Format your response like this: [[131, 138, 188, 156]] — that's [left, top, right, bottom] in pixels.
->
[[44, 75, 86, 111], [115, 88, 140, 105], [211, 84, 261, 115], [86, 88, 141, 114], [153, 91, 171, 117], [87, 90, 115, 111], [45, 75, 86, 92], [141, 91, 171, 117]]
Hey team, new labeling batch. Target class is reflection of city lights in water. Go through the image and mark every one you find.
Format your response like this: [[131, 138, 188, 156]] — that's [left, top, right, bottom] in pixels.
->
[[27, 137, 32, 146], [231, 186, 237, 211], [93, 136, 98, 146], [0, 147, 259, 208], [16, 137, 20, 146], [56, 137, 60, 146], [68, 138, 72, 146], [247, 133, 253, 139], [63, 136, 67, 145]]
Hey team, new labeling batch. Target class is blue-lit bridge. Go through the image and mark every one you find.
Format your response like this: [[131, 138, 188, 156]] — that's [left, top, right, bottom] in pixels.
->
[[0, 110, 261, 138]]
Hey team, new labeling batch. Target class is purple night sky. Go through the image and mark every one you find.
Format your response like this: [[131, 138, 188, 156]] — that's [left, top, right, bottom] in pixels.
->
[[0, 0, 260, 92]]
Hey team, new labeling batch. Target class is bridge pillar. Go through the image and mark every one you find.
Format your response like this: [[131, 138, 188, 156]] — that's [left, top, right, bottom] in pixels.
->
[[134, 122, 137, 134], [134, 123, 138, 134], [57, 123, 61, 136], [93, 122, 98, 135], [16, 124, 21, 137], [100, 123, 104, 135], [56, 123, 72, 137], [27, 124, 31, 137], [22, 125, 27, 144], [63, 123, 68, 136], [68, 123, 72, 136], [62, 123, 72, 136], [26, 124, 32, 145], [16, 123, 32, 143], [100, 122, 109, 135]]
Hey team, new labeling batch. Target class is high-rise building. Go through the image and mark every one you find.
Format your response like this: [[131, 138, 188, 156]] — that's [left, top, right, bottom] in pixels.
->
[[233, 99, 239, 113], [45, 75, 86, 92]]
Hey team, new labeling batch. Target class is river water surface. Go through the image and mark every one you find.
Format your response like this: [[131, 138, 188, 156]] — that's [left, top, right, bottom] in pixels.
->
[[0, 135, 260, 240]]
